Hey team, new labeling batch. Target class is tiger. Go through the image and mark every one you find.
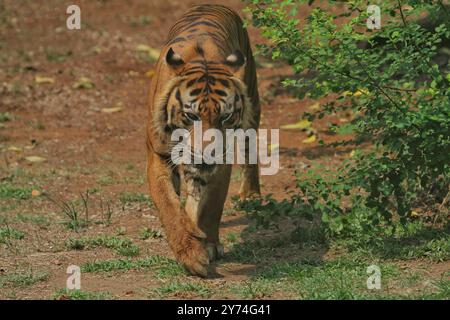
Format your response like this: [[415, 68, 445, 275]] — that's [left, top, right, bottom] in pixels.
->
[[146, 4, 260, 277]]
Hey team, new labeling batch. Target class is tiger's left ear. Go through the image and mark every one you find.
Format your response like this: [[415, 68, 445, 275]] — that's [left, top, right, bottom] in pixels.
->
[[166, 47, 184, 67], [225, 50, 246, 75]]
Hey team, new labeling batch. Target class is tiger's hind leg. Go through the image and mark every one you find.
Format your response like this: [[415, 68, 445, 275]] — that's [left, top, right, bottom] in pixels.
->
[[239, 163, 260, 199], [239, 99, 261, 199]]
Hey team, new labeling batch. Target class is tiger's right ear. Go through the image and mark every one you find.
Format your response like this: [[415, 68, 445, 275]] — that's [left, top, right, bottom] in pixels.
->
[[166, 48, 184, 67]]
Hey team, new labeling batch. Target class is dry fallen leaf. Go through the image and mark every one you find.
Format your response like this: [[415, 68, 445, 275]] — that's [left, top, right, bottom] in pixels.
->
[[302, 135, 317, 144], [8, 146, 22, 152], [281, 119, 312, 130], [136, 44, 160, 62], [411, 210, 421, 217], [25, 156, 46, 163], [136, 44, 152, 52], [307, 102, 320, 110], [35, 76, 55, 84], [259, 61, 275, 68], [101, 107, 123, 114], [402, 5, 414, 11], [145, 69, 155, 78], [73, 77, 94, 89]]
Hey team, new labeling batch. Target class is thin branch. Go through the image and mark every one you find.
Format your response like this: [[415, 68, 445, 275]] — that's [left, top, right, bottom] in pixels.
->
[[397, 0, 408, 27]]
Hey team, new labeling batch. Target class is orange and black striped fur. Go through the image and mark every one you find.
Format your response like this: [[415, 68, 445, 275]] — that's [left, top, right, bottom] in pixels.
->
[[146, 4, 260, 277]]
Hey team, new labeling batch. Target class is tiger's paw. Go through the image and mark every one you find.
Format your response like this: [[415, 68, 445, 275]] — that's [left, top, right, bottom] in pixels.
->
[[173, 222, 210, 278]]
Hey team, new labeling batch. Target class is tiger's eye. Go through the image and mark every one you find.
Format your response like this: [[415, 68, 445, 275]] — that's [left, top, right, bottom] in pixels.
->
[[183, 112, 200, 122], [221, 112, 233, 123]]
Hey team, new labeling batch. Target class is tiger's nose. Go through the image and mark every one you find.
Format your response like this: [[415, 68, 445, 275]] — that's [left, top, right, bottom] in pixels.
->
[[194, 163, 216, 172]]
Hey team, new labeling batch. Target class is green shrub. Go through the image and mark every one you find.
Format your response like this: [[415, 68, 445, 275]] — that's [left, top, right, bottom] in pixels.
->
[[247, 0, 450, 235]]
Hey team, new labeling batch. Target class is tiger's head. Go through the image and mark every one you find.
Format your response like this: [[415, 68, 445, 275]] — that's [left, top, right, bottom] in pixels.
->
[[153, 46, 254, 166]]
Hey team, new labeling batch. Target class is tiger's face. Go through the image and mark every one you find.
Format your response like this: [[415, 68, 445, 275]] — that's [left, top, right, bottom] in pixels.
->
[[164, 48, 248, 134], [166, 74, 245, 133]]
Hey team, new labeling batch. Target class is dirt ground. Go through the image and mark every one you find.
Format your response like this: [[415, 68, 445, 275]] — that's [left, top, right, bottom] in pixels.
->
[[0, 0, 448, 300]]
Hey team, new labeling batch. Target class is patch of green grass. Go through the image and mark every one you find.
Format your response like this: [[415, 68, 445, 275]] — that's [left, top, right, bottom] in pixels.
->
[[46, 195, 88, 231], [333, 223, 450, 262], [229, 235, 294, 264], [129, 15, 152, 27], [0, 112, 13, 122], [52, 289, 113, 300], [139, 227, 163, 240], [119, 191, 153, 207], [0, 184, 32, 200], [122, 175, 146, 186], [230, 279, 280, 299], [45, 49, 72, 62], [66, 235, 140, 257], [374, 278, 450, 300], [0, 270, 49, 288], [0, 226, 25, 244], [86, 187, 100, 194], [81, 256, 185, 277], [290, 224, 327, 248], [153, 261, 185, 279], [224, 232, 238, 244], [425, 278, 450, 300], [152, 281, 212, 298], [242, 257, 449, 300], [97, 175, 115, 186]]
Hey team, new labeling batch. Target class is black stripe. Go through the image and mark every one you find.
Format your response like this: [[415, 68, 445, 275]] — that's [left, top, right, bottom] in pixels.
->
[[186, 78, 197, 88], [214, 89, 227, 97], [190, 88, 202, 96], [194, 43, 204, 56], [169, 105, 176, 124], [175, 89, 183, 107], [188, 21, 218, 28], [167, 37, 186, 45], [219, 79, 230, 88]]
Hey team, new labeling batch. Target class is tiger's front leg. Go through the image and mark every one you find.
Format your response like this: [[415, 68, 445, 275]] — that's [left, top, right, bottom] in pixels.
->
[[147, 151, 210, 277], [184, 164, 232, 262], [239, 101, 261, 199]]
